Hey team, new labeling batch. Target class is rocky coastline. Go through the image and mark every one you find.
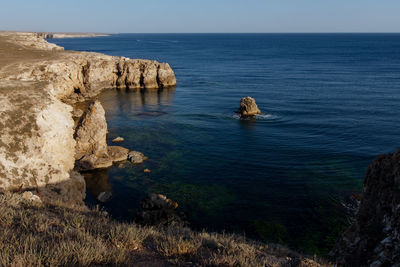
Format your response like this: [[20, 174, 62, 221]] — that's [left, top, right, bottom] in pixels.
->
[[0, 31, 176, 205], [35, 32, 110, 39], [0, 31, 399, 266]]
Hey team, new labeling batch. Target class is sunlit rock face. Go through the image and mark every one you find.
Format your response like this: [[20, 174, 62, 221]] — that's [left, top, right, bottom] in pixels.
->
[[0, 32, 176, 204], [237, 96, 261, 117], [331, 149, 400, 266]]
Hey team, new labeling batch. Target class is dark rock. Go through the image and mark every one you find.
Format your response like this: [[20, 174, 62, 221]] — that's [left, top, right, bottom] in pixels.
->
[[331, 149, 400, 266], [97, 191, 112, 203], [128, 151, 148, 164], [135, 193, 185, 227]]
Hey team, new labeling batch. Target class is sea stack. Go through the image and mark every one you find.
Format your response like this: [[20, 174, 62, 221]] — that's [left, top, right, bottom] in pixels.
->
[[237, 96, 261, 117]]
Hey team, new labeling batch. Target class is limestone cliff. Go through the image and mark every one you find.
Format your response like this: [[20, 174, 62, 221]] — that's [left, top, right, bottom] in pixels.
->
[[331, 149, 400, 266], [0, 32, 176, 204]]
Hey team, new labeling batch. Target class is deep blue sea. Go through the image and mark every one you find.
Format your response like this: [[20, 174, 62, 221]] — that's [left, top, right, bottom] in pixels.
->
[[50, 34, 400, 253]]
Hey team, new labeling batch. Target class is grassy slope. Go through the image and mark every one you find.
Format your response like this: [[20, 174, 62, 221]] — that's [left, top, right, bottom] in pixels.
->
[[0, 193, 326, 267]]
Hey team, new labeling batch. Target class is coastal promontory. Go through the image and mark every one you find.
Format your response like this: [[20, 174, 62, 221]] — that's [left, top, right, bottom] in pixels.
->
[[0, 31, 176, 204]]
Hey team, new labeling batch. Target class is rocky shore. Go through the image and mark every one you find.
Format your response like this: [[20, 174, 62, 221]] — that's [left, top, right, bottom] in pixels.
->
[[0, 31, 176, 205], [1, 31, 399, 266], [0, 31, 326, 266]]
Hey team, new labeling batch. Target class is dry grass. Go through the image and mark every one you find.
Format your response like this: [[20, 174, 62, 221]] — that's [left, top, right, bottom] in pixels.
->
[[0, 193, 329, 266]]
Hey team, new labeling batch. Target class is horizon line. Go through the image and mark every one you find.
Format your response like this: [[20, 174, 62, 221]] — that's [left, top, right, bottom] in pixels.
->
[[3, 30, 400, 35]]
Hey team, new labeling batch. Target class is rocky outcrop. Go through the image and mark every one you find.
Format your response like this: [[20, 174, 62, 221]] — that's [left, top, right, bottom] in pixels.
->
[[136, 193, 185, 227], [3, 54, 176, 102], [128, 151, 148, 164], [331, 149, 400, 266], [107, 146, 129, 162], [116, 60, 176, 90], [0, 32, 176, 204], [74, 101, 131, 171], [74, 101, 111, 170], [237, 96, 261, 117]]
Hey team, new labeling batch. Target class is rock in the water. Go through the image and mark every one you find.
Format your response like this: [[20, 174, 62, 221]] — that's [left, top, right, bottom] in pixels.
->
[[128, 151, 148, 164], [112, 137, 124, 143], [331, 149, 400, 266], [97, 191, 112, 203], [74, 101, 113, 171], [144, 168, 151, 173], [237, 96, 261, 117], [136, 193, 184, 227], [108, 146, 129, 162], [141, 193, 178, 210]]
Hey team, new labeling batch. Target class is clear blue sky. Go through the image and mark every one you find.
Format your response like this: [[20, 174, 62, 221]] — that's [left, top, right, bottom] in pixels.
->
[[1, 0, 400, 33]]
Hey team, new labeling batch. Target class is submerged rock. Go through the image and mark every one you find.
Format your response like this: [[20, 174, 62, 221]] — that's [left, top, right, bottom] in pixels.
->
[[97, 191, 112, 203], [136, 193, 185, 227], [112, 137, 124, 143], [128, 151, 148, 164], [331, 149, 400, 266], [108, 146, 129, 162], [237, 96, 261, 117]]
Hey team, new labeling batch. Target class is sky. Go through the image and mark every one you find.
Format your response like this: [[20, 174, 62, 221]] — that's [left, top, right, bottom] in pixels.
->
[[1, 0, 400, 33]]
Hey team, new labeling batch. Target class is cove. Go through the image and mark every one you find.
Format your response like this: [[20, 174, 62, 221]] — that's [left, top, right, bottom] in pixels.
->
[[50, 34, 400, 254]]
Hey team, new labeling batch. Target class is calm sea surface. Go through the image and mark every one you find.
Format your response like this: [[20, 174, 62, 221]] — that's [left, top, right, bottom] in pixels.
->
[[50, 34, 400, 253]]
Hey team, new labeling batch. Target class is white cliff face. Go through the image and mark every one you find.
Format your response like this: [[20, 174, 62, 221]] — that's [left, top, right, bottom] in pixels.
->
[[36, 94, 76, 178], [0, 32, 176, 204], [0, 81, 75, 192]]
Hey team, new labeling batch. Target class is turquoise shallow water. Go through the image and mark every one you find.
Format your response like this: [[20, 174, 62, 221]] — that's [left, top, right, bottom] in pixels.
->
[[51, 34, 400, 253]]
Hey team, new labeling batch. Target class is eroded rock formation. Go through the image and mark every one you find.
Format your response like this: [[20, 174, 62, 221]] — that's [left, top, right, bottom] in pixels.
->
[[331, 149, 400, 266], [237, 96, 261, 117], [74, 101, 111, 170]]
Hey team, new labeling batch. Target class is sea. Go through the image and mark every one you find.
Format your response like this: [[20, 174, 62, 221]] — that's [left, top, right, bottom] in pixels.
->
[[50, 33, 400, 254]]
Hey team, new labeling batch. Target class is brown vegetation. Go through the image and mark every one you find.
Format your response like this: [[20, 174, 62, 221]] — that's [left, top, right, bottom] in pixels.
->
[[0, 193, 326, 266]]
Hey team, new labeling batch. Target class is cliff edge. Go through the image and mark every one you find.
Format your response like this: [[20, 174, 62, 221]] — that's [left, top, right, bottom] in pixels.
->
[[0, 32, 176, 204]]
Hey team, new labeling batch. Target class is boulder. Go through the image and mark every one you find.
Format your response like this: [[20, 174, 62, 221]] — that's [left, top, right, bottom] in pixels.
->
[[141, 193, 178, 210], [237, 96, 261, 117], [97, 191, 112, 203], [128, 151, 148, 164], [135, 193, 185, 227], [108, 146, 129, 162], [112, 136, 124, 143]]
